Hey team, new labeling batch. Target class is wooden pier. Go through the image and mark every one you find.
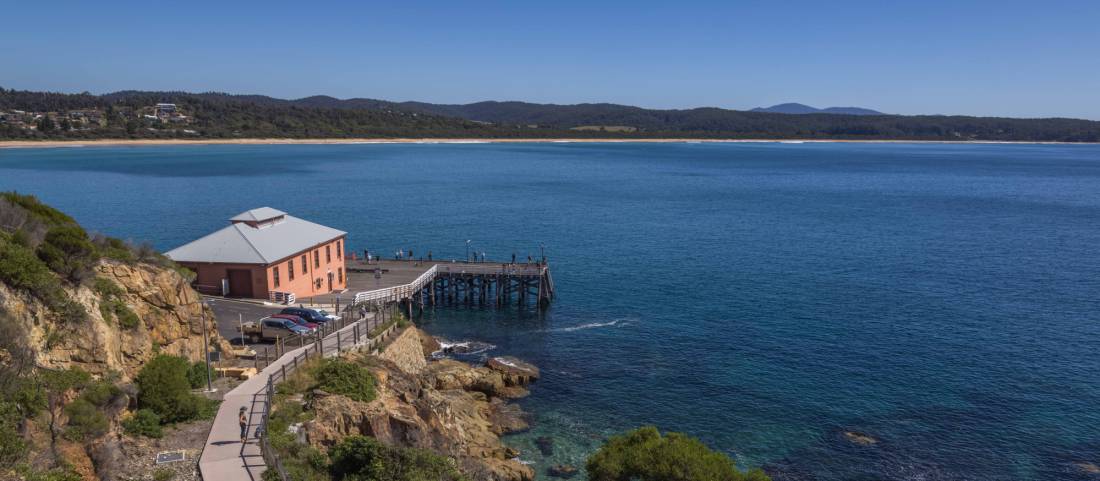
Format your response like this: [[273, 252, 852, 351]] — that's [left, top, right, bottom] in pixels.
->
[[324, 259, 554, 318]]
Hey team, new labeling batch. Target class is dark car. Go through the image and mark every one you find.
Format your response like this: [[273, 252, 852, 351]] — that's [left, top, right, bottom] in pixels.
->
[[270, 313, 318, 332], [281, 307, 331, 324]]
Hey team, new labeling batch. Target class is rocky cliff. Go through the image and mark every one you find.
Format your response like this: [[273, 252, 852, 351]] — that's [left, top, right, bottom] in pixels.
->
[[305, 328, 539, 481], [0, 259, 225, 381]]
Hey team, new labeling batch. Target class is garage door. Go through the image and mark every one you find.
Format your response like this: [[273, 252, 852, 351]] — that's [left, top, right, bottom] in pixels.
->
[[227, 269, 253, 298]]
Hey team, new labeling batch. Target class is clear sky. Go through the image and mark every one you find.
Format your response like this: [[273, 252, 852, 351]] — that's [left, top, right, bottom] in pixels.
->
[[2, 0, 1098, 119]]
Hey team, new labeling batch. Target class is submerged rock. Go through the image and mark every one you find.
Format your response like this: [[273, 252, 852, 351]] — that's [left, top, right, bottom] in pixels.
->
[[1076, 462, 1100, 474], [548, 464, 579, 478], [843, 431, 878, 446], [535, 436, 554, 456]]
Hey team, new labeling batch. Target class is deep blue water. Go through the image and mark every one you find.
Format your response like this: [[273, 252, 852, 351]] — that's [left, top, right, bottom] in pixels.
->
[[2, 142, 1099, 480]]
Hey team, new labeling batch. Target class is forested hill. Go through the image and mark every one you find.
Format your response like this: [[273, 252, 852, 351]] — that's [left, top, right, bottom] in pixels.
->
[[2, 88, 1099, 142]]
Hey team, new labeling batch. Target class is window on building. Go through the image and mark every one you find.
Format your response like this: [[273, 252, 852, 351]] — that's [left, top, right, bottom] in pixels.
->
[[273, 266, 280, 288], [288, 260, 295, 281], [314, 278, 322, 289], [301, 255, 307, 273], [338, 267, 343, 283], [314, 249, 319, 268], [337, 240, 342, 259], [326, 245, 331, 263]]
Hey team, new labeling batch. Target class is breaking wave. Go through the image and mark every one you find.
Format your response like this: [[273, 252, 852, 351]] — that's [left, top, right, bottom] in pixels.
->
[[546, 319, 632, 332]]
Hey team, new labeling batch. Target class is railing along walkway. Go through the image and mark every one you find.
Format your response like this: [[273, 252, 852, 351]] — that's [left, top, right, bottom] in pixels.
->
[[198, 313, 400, 481]]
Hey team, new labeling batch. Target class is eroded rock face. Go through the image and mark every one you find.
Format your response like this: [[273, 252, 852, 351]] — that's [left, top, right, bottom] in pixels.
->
[[305, 328, 536, 481], [0, 260, 228, 381]]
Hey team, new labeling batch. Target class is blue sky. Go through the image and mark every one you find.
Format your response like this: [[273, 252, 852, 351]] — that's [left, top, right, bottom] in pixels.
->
[[2, 0, 1098, 119]]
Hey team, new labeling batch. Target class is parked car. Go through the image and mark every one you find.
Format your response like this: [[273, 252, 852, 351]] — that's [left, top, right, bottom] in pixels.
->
[[317, 309, 341, 322], [270, 313, 318, 332], [281, 307, 332, 324], [239, 317, 310, 343]]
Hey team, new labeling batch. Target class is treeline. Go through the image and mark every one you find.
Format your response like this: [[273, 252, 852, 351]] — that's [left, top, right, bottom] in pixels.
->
[[3, 87, 1099, 142]]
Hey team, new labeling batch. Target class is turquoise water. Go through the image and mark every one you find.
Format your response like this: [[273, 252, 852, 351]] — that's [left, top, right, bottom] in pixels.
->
[[2, 142, 1099, 480]]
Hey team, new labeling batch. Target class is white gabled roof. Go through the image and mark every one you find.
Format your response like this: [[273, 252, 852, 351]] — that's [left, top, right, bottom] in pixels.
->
[[165, 208, 346, 265], [230, 207, 287, 223]]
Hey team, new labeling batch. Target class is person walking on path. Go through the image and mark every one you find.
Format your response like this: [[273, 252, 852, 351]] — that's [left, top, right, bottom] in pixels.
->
[[239, 406, 248, 444]]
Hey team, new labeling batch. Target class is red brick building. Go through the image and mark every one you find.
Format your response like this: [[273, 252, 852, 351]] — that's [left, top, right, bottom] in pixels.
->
[[166, 208, 347, 300]]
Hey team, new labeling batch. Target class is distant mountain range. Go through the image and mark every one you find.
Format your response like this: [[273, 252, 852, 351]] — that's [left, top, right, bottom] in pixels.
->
[[2, 88, 1099, 142], [750, 103, 884, 115]]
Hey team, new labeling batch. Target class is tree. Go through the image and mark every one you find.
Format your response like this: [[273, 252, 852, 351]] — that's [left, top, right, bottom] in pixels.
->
[[586, 426, 770, 481], [134, 354, 208, 423], [36, 115, 55, 133]]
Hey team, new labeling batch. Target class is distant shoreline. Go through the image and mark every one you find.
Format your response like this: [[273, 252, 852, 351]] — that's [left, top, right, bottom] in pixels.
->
[[1, 138, 1097, 149]]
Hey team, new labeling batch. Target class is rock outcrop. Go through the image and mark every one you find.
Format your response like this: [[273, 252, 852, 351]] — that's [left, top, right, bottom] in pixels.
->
[[0, 259, 227, 381], [305, 328, 537, 481]]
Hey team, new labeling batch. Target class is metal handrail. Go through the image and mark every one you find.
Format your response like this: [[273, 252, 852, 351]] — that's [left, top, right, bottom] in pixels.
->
[[255, 314, 401, 481]]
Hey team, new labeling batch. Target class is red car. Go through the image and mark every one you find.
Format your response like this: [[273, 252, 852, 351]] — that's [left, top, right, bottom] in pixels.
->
[[270, 313, 318, 332]]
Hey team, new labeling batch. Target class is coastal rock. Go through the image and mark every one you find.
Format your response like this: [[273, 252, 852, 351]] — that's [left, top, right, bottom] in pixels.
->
[[421, 334, 442, 356], [377, 326, 429, 374], [548, 464, 579, 478], [0, 259, 229, 381], [304, 329, 537, 481], [487, 356, 540, 386], [843, 431, 878, 446]]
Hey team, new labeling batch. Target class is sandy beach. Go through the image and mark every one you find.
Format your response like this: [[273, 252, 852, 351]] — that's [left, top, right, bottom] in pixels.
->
[[0, 138, 1094, 149]]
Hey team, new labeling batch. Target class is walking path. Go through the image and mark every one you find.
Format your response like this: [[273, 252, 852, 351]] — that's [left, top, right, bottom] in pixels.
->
[[198, 315, 380, 481]]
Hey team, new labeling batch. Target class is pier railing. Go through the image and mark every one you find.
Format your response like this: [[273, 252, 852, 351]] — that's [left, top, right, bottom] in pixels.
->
[[350, 262, 547, 305]]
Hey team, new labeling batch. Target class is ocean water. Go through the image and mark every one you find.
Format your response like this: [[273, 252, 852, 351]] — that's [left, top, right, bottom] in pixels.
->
[[2, 142, 1099, 480]]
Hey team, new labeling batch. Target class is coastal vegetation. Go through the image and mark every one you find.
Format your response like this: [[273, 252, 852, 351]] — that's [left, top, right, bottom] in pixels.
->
[[586, 426, 771, 481], [133, 354, 218, 424], [0, 194, 226, 480], [3, 87, 1099, 142]]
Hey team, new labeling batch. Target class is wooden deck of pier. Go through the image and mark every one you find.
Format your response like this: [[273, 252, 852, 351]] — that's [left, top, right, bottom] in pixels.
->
[[306, 259, 554, 315]]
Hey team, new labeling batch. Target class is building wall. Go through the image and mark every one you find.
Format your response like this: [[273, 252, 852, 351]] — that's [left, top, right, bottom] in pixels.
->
[[182, 262, 268, 298], [182, 235, 347, 300], [266, 235, 347, 299]]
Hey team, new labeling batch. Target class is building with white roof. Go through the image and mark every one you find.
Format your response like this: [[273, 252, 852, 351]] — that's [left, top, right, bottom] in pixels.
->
[[166, 208, 347, 299]]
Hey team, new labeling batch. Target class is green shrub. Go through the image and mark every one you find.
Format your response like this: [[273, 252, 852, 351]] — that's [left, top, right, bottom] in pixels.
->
[[93, 235, 135, 263], [328, 435, 466, 481], [186, 361, 213, 389], [0, 401, 28, 469], [36, 224, 98, 283], [63, 398, 108, 441], [63, 379, 119, 441], [0, 239, 87, 323], [122, 408, 163, 438], [586, 426, 771, 481], [135, 354, 209, 423], [93, 278, 140, 328], [314, 359, 376, 403], [0, 192, 75, 226]]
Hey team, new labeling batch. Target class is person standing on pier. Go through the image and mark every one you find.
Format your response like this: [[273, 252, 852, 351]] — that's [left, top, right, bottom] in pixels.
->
[[428, 251, 432, 261], [512, 252, 516, 264]]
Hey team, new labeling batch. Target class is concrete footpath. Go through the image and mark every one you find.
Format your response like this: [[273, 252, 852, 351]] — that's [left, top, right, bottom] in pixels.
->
[[198, 315, 379, 481]]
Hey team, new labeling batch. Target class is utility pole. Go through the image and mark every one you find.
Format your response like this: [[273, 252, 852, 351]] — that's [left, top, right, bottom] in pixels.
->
[[200, 300, 213, 392]]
